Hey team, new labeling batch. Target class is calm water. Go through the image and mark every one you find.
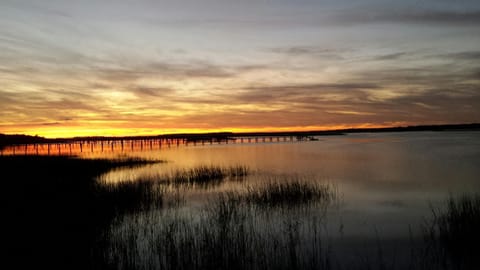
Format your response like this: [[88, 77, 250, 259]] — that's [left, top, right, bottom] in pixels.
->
[[40, 131, 476, 267], [94, 131, 480, 236], [3, 131, 477, 268]]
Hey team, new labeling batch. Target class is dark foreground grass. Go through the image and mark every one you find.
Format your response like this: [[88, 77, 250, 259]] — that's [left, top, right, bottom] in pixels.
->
[[423, 195, 480, 270], [102, 193, 332, 270], [96, 179, 166, 213], [2, 155, 159, 270], [99, 180, 337, 270]]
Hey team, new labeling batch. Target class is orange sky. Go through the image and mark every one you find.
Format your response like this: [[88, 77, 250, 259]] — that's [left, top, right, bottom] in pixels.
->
[[1, 1, 479, 138], [2, 123, 404, 138]]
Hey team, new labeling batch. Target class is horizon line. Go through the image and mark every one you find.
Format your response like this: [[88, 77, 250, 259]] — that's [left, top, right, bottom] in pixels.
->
[[1, 122, 479, 141]]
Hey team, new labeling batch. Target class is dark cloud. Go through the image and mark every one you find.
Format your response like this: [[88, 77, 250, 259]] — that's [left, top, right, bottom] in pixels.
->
[[352, 64, 480, 86], [442, 51, 480, 60], [91, 60, 251, 83], [222, 83, 379, 105], [44, 89, 96, 100], [145, 60, 234, 78], [270, 46, 344, 60], [374, 52, 408, 61], [130, 87, 176, 98], [332, 9, 480, 26], [245, 82, 380, 92], [170, 96, 229, 105], [41, 122, 62, 126], [472, 68, 480, 80]]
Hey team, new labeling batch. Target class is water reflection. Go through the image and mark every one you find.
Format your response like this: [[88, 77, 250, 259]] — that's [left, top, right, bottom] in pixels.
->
[[93, 132, 480, 242], [6, 131, 478, 268]]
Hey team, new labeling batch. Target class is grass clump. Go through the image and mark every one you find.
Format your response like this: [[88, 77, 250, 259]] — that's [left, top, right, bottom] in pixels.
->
[[172, 166, 225, 185], [94, 165, 250, 213], [243, 180, 335, 208], [169, 165, 249, 186], [226, 165, 249, 178]]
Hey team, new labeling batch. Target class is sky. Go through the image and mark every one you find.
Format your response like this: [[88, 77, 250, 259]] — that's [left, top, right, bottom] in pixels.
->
[[1, 0, 479, 137]]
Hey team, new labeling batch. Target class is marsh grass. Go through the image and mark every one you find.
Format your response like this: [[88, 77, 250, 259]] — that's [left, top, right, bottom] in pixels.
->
[[93, 165, 250, 219], [423, 195, 480, 270], [168, 165, 249, 186], [103, 192, 333, 270], [242, 180, 336, 209], [97, 176, 338, 270], [95, 180, 166, 213], [94, 165, 249, 214]]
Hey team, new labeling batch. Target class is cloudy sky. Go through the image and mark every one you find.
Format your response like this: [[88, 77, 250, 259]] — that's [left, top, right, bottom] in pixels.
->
[[1, 0, 479, 137]]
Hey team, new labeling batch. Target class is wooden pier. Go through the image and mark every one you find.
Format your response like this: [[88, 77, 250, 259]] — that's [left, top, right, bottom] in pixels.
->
[[0, 135, 320, 156]]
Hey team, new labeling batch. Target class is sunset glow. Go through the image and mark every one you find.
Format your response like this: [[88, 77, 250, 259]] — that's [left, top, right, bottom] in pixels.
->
[[1, 0, 479, 138]]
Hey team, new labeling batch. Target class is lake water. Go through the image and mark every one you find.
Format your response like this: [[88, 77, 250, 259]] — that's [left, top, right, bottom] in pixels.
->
[[83, 131, 480, 267], [8, 131, 478, 268]]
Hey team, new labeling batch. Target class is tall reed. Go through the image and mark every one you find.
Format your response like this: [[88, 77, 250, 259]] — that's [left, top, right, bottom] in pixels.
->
[[424, 194, 480, 270]]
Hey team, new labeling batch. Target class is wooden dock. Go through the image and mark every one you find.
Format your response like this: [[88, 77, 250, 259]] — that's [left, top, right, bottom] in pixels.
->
[[0, 135, 322, 156]]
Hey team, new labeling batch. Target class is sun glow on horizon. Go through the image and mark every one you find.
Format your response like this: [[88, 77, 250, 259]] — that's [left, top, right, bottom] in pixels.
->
[[0, 122, 413, 139]]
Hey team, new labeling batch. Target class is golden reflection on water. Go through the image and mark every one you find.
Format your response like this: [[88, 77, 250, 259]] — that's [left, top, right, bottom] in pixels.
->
[[3, 132, 479, 238], [92, 132, 480, 238]]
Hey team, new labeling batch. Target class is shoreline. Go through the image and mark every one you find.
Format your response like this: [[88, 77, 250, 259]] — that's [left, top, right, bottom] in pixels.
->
[[1, 123, 479, 148]]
